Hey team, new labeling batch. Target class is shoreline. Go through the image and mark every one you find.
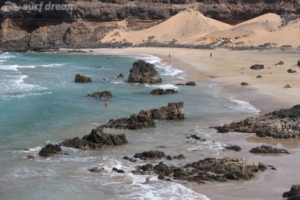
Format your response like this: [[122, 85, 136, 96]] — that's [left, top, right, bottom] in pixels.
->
[[61, 47, 293, 112]]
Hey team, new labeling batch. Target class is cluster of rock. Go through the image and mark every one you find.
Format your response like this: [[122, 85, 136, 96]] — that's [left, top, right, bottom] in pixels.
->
[[128, 60, 162, 83], [100, 102, 184, 130], [150, 89, 178, 95], [215, 105, 300, 139], [75, 74, 92, 83], [250, 145, 289, 154], [86, 91, 112, 98], [283, 185, 300, 200], [128, 157, 266, 183], [176, 81, 196, 86], [38, 128, 127, 157], [250, 64, 264, 70]]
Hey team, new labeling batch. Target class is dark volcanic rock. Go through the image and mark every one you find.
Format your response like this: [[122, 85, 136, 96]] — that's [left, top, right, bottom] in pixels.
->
[[150, 89, 178, 95], [128, 60, 162, 83], [224, 145, 242, 151], [275, 61, 284, 66], [241, 82, 249, 86], [283, 185, 300, 199], [284, 84, 292, 88], [186, 81, 196, 86], [250, 64, 264, 70], [117, 73, 124, 78], [134, 150, 166, 160], [39, 144, 62, 157], [112, 168, 125, 173], [131, 157, 266, 184], [250, 145, 289, 154], [288, 69, 297, 73], [75, 74, 92, 82], [173, 154, 185, 159], [215, 105, 300, 139], [86, 91, 112, 98], [88, 167, 105, 173], [185, 135, 202, 141], [102, 102, 184, 130], [59, 127, 127, 149]]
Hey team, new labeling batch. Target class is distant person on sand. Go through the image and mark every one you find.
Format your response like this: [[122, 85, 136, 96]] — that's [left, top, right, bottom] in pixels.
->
[[105, 99, 109, 107], [169, 53, 171, 58], [210, 52, 212, 57]]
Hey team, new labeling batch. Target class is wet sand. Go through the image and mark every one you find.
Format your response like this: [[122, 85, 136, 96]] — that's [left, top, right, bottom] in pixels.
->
[[60, 47, 299, 199]]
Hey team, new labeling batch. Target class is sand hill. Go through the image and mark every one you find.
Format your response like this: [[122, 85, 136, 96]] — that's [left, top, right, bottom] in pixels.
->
[[101, 11, 300, 48], [101, 10, 232, 44]]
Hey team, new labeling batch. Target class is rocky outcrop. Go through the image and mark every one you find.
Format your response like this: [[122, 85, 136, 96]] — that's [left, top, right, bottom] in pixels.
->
[[86, 91, 112, 98], [116, 73, 124, 78], [186, 81, 196, 86], [215, 105, 300, 139], [176, 82, 196, 86], [250, 145, 289, 154], [150, 89, 178, 95], [75, 74, 92, 82], [130, 157, 266, 183], [134, 150, 166, 160], [59, 127, 127, 149], [39, 144, 62, 157], [128, 60, 162, 83], [283, 185, 300, 200], [250, 64, 264, 70], [224, 145, 242, 151], [288, 69, 297, 73], [101, 102, 184, 130], [241, 82, 249, 86]]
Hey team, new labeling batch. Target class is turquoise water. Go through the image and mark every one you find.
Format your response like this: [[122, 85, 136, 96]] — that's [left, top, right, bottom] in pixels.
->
[[0, 51, 262, 200]]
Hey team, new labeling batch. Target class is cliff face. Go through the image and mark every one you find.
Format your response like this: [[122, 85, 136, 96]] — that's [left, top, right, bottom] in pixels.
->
[[0, 0, 298, 50]]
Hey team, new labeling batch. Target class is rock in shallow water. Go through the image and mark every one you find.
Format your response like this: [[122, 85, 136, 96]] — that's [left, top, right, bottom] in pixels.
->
[[75, 74, 92, 83], [150, 89, 178, 95], [215, 104, 300, 139], [128, 60, 162, 83], [250, 145, 289, 154], [283, 185, 300, 199], [39, 144, 62, 157], [101, 102, 184, 130], [86, 91, 112, 98]]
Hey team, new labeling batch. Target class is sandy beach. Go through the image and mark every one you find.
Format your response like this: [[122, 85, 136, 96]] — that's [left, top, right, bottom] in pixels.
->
[[65, 47, 300, 107]]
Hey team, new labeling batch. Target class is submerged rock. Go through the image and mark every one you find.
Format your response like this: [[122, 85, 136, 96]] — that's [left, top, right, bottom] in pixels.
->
[[150, 89, 178, 95], [39, 144, 62, 157], [128, 60, 162, 83], [88, 167, 105, 173], [116, 73, 124, 78], [75, 74, 92, 82], [101, 102, 184, 130], [250, 64, 264, 70], [250, 145, 289, 154], [86, 91, 112, 98], [215, 105, 300, 139], [283, 185, 300, 199]]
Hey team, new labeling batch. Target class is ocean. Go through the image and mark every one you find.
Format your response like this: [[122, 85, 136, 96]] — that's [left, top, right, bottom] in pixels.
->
[[0, 51, 266, 200]]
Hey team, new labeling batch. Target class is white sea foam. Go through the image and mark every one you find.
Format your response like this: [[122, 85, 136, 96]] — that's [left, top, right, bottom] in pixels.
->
[[229, 98, 260, 114], [145, 84, 179, 90]]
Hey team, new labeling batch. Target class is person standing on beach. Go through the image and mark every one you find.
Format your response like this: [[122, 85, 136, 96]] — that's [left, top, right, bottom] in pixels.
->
[[169, 53, 171, 58], [105, 99, 109, 107], [210, 52, 212, 57]]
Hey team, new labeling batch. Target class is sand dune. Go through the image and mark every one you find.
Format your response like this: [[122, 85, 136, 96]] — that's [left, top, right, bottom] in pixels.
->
[[100, 10, 300, 48], [101, 10, 232, 44]]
